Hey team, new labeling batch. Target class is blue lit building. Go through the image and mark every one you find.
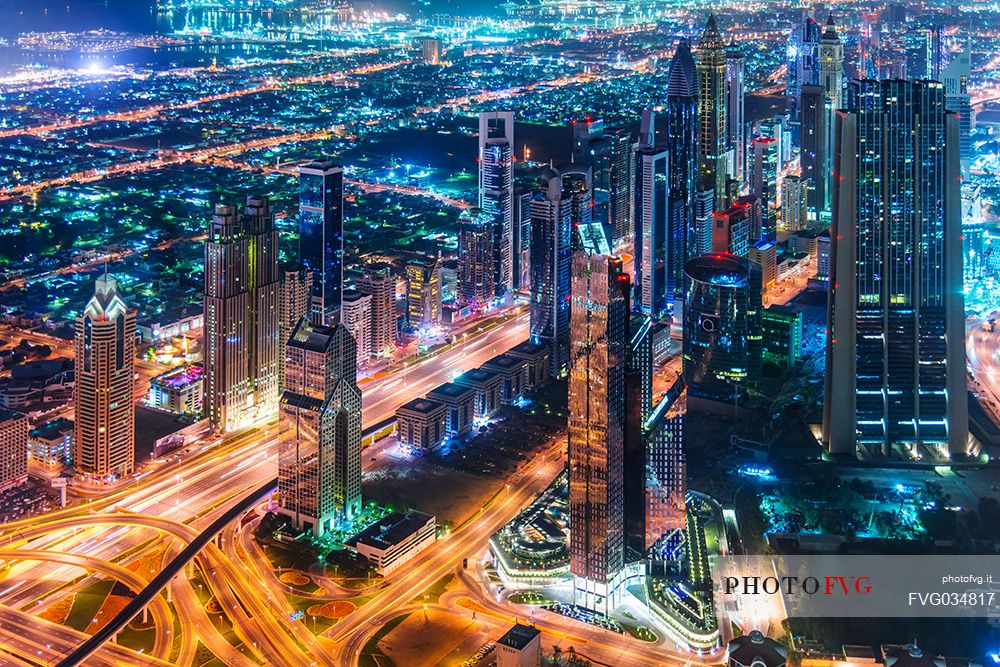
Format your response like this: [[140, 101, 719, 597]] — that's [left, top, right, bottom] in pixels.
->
[[530, 168, 574, 377], [299, 159, 344, 326], [824, 79, 968, 460], [666, 38, 699, 304]]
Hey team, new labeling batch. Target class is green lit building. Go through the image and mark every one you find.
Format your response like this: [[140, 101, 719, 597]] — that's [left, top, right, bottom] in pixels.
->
[[761, 305, 802, 370]]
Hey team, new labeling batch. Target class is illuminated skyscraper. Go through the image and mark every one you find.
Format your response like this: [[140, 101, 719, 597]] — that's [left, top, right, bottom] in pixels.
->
[[530, 168, 574, 377], [683, 254, 762, 413], [356, 263, 397, 357], [750, 137, 779, 241], [818, 15, 844, 111], [725, 41, 745, 188], [712, 204, 750, 257], [341, 290, 372, 365], [635, 132, 669, 317], [279, 267, 312, 391], [479, 112, 514, 296], [568, 251, 629, 612], [800, 85, 828, 217], [697, 14, 729, 212], [942, 49, 972, 177], [74, 274, 135, 478], [299, 159, 344, 325], [204, 198, 280, 432], [786, 15, 820, 118], [458, 208, 496, 308], [780, 174, 809, 233], [407, 256, 442, 331], [666, 39, 699, 302], [824, 79, 968, 460], [279, 319, 362, 536], [571, 118, 633, 246]]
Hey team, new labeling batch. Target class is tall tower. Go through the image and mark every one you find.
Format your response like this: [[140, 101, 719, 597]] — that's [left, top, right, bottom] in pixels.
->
[[479, 112, 514, 296], [750, 137, 779, 241], [341, 290, 372, 365], [824, 79, 968, 460], [406, 256, 442, 331], [568, 252, 628, 613], [697, 15, 729, 212], [818, 15, 844, 111], [279, 267, 312, 390], [204, 198, 280, 432], [786, 15, 820, 118], [725, 41, 746, 188], [279, 319, 362, 536], [799, 84, 828, 218], [299, 159, 344, 326], [356, 263, 397, 358], [458, 208, 496, 308], [634, 121, 669, 317], [74, 274, 135, 479], [666, 39, 699, 304], [529, 168, 574, 377]]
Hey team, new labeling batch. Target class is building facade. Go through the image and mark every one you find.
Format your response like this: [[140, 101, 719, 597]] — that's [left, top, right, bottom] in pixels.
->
[[479, 111, 514, 296], [356, 263, 396, 357], [299, 159, 344, 325], [341, 290, 372, 365]]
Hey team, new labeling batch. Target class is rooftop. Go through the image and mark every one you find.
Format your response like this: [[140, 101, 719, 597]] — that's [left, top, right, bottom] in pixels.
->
[[152, 364, 204, 388], [427, 382, 475, 400], [0, 408, 25, 424], [508, 340, 548, 358], [29, 417, 74, 440], [454, 368, 499, 385], [497, 624, 540, 651], [482, 353, 525, 371], [398, 397, 445, 415], [346, 510, 434, 551]]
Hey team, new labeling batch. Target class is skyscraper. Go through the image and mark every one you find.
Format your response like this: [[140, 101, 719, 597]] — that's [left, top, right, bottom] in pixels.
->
[[697, 15, 729, 212], [780, 174, 810, 233], [800, 84, 829, 217], [711, 205, 750, 257], [635, 138, 669, 317], [204, 198, 280, 432], [479, 111, 514, 296], [683, 254, 762, 414], [750, 137, 779, 241], [818, 15, 844, 111], [279, 318, 362, 536], [529, 168, 574, 377], [786, 15, 820, 119], [279, 267, 312, 391], [725, 41, 746, 188], [406, 255, 442, 331], [341, 290, 372, 365], [666, 39, 699, 303], [514, 187, 533, 290], [941, 49, 972, 177], [568, 251, 628, 613], [74, 274, 135, 479], [571, 118, 633, 246], [299, 159, 344, 326], [824, 79, 968, 460], [458, 208, 496, 308], [356, 263, 396, 358]]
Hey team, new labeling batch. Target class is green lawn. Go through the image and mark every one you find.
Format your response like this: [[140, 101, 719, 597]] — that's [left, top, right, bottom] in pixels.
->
[[64, 579, 115, 632]]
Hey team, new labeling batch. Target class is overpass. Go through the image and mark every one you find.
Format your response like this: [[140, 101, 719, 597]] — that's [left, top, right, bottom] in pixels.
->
[[55, 477, 278, 667]]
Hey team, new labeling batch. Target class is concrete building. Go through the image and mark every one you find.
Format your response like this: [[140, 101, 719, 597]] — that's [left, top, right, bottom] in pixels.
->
[[147, 364, 204, 416], [787, 229, 820, 257], [341, 290, 372, 365], [816, 233, 831, 278], [407, 256, 443, 331], [279, 267, 312, 389], [481, 353, 527, 405], [421, 37, 442, 65], [29, 417, 73, 473], [0, 409, 28, 491], [712, 204, 750, 257], [356, 263, 396, 358], [426, 383, 475, 438], [781, 174, 810, 233], [395, 398, 446, 450], [507, 341, 550, 391], [346, 510, 436, 575], [454, 368, 503, 420], [748, 240, 778, 288], [496, 624, 542, 667], [74, 274, 135, 479]]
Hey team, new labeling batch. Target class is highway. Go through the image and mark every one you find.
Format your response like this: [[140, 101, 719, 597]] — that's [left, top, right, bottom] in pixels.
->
[[967, 314, 1000, 426]]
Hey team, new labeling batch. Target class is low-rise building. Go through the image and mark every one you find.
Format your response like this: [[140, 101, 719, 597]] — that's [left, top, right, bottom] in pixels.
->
[[395, 398, 447, 450], [426, 382, 475, 437], [345, 510, 436, 575], [481, 353, 527, 405], [29, 417, 74, 473], [0, 408, 28, 491], [147, 364, 204, 416], [762, 305, 802, 370], [507, 341, 549, 391], [454, 368, 502, 420], [0, 357, 74, 410], [496, 624, 542, 667], [749, 240, 778, 288], [136, 304, 203, 343]]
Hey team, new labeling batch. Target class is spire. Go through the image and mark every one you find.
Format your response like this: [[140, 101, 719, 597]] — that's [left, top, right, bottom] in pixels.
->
[[84, 272, 129, 321], [698, 13, 725, 55], [667, 38, 696, 98], [822, 14, 839, 41]]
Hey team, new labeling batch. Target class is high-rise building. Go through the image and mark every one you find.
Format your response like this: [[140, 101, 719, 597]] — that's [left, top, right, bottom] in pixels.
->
[[712, 204, 750, 257], [786, 15, 820, 118], [279, 267, 312, 390], [279, 319, 362, 536], [422, 37, 442, 65], [666, 39, 699, 302], [479, 112, 514, 296], [607, 129, 634, 246], [356, 263, 396, 357], [204, 198, 280, 432], [458, 208, 496, 308], [725, 41, 745, 188], [635, 130, 670, 317], [694, 189, 715, 255], [816, 233, 831, 278], [571, 118, 633, 246], [750, 138, 779, 241], [818, 15, 844, 111], [697, 15, 729, 212], [341, 290, 372, 365], [74, 274, 136, 478], [406, 255, 442, 331], [780, 174, 810, 233], [568, 252, 628, 613], [942, 49, 972, 177], [748, 240, 778, 288], [0, 409, 28, 491], [529, 168, 574, 377], [824, 79, 968, 460], [682, 254, 762, 413], [299, 160, 344, 326], [514, 187, 533, 290], [800, 84, 829, 217]]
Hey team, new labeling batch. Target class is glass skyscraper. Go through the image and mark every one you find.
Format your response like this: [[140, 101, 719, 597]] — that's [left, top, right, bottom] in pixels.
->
[[666, 38, 699, 304], [824, 79, 968, 460], [299, 159, 344, 326]]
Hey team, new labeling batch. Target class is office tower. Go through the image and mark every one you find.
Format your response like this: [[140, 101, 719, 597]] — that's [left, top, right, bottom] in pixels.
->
[[780, 174, 809, 233], [800, 85, 828, 217], [74, 274, 136, 478], [406, 255, 442, 331], [694, 189, 715, 255], [560, 165, 597, 252], [607, 129, 634, 246], [683, 254, 762, 413], [204, 198, 280, 433], [962, 182, 985, 281], [0, 409, 28, 491], [635, 136, 669, 317], [568, 252, 628, 613], [279, 267, 312, 390], [816, 233, 831, 278], [824, 79, 968, 459], [279, 319, 362, 536], [299, 159, 344, 326], [762, 305, 802, 370], [858, 12, 880, 79], [341, 290, 372, 365], [529, 168, 574, 377], [514, 187, 532, 290], [818, 15, 844, 111], [624, 314, 651, 556], [422, 37, 442, 65], [697, 15, 729, 212], [750, 138, 779, 241], [748, 240, 778, 288], [356, 263, 396, 357], [666, 38, 699, 302], [572, 118, 633, 246], [942, 49, 972, 177], [725, 41, 745, 188], [479, 111, 514, 296], [644, 392, 686, 556], [458, 208, 496, 308], [712, 205, 750, 257], [786, 15, 820, 117]]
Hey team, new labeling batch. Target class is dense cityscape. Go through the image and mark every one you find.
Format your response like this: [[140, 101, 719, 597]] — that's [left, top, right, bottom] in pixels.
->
[[0, 0, 997, 664]]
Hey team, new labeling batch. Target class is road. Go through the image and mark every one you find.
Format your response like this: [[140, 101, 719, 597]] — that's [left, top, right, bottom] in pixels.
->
[[967, 314, 1000, 427]]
